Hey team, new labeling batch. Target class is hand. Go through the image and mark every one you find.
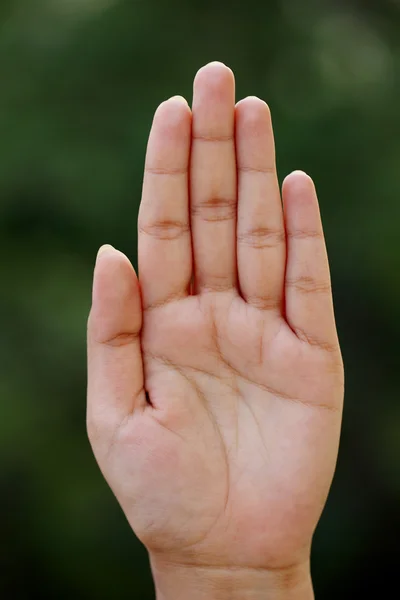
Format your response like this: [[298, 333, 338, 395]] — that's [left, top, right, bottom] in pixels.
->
[[87, 62, 344, 599]]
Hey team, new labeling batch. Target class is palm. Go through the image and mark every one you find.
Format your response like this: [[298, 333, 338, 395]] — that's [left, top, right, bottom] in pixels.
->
[[87, 63, 344, 572]]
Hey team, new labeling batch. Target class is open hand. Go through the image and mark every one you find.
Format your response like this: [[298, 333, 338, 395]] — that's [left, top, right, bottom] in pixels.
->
[[87, 62, 344, 598]]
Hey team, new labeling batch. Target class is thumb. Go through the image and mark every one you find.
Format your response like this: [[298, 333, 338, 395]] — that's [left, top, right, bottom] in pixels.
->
[[87, 245, 146, 441]]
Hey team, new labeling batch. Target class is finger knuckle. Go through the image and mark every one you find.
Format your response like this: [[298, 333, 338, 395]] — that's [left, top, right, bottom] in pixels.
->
[[145, 166, 187, 176], [294, 325, 338, 354], [138, 219, 189, 241], [238, 226, 285, 249], [191, 196, 236, 223], [246, 294, 281, 311], [286, 275, 331, 295], [287, 228, 323, 240]]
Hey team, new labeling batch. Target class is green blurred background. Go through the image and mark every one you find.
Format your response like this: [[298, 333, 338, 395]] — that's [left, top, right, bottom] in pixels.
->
[[0, 0, 399, 598]]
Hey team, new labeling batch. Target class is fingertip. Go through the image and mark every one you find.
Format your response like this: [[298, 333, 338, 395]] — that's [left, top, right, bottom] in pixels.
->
[[196, 60, 230, 72], [194, 61, 234, 89], [283, 170, 315, 194], [236, 95, 270, 114], [90, 248, 141, 344], [170, 95, 189, 105], [93, 247, 138, 302], [95, 244, 132, 269], [235, 96, 272, 142], [152, 95, 192, 132], [160, 95, 190, 111], [96, 244, 115, 262]]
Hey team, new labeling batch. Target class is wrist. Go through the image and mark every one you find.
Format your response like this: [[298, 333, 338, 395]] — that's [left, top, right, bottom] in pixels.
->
[[150, 556, 314, 600]]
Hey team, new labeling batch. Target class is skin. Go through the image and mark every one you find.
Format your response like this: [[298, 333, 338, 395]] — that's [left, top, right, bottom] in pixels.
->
[[87, 62, 344, 599]]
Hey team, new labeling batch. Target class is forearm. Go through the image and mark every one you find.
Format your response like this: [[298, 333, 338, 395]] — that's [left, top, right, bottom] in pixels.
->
[[151, 558, 314, 600]]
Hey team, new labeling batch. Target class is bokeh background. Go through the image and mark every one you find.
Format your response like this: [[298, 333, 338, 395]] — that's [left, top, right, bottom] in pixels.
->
[[1, 0, 399, 598]]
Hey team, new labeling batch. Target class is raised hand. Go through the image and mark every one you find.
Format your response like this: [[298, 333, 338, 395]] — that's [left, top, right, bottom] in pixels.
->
[[87, 62, 344, 599]]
